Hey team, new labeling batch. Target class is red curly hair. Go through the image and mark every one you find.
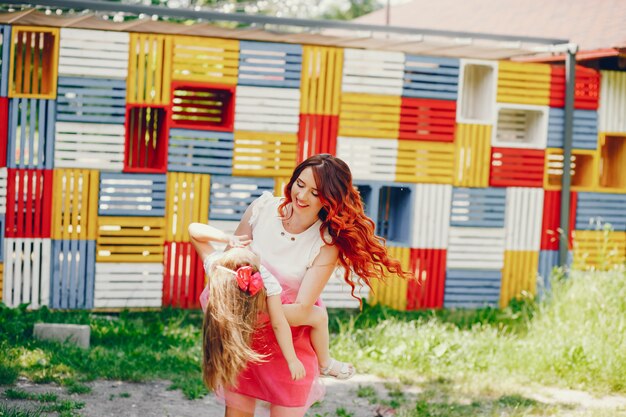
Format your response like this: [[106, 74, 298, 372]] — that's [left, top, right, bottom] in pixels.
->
[[278, 154, 413, 298]]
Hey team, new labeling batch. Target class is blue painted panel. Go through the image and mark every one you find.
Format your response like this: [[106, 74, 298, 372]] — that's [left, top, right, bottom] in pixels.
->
[[50, 240, 96, 309], [7, 98, 56, 169], [56, 77, 126, 124], [99, 173, 167, 216], [354, 180, 416, 246], [168, 128, 234, 175], [547, 108, 599, 149], [450, 187, 507, 228], [443, 269, 501, 308], [209, 176, 275, 221], [0, 25, 11, 97], [403, 54, 460, 101], [238, 41, 302, 88], [576, 192, 626, 231]]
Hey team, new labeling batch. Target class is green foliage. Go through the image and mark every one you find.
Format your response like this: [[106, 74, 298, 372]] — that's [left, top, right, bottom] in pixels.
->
[[0, 362, 19, 385], [322, 0, 382, 20], [335, 407, 354, 417], [0, 403, 44, 417]]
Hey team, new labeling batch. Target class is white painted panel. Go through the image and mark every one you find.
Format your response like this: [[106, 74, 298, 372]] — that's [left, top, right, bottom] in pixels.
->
[[504, 187, 545, 250], [3, 239, 51, 308], [321, 268, 369, 309], [336, 136, 398, 181], [234, 86, 301, 133], [447, 227, 505, 270], [94, 263, 164, 308], [411, 184, 452, 249], [598, 70, 626, 133], [59, 28, 129, 79], [493, 104, 549, 149], [457, 59, 498, 125], [54, 122, 125, 171], [342, 48, 404, 95]]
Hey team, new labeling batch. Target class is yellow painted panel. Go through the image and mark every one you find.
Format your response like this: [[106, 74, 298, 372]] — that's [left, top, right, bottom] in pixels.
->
[[454, 124, 491, 187], [96, 217, 166, 262], [165, 172, 211, 242], [497, 61, 551, 106], [51, 169, 100, 240], [127, 34, 172, 105], [369, 246, 410, 311], [339, 93, 401, 138], [274, 177, 290, 197], [543, 148, 599, 192], [233, 131, 298, 177], [572, 230, 626, 271], [396, 141, 456, 184], [300, 46, 343, 115], [9, 26, 60, 99], [171, 36, 239, 84], [598, 133, 626, 192], [500, 251, 539, 308]]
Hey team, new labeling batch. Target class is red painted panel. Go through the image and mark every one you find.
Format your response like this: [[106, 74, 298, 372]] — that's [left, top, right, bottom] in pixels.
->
[[0, 97, 7, 166], [124, 104, 169, 173], [399, 98, 456, 142], [5, 169, 53, 238], [163, 242, 206, 309], [297, 114, 338, 162], [550, 66, 600, 110], [490, 147, 545, 188], [406, 248, 446, 310], [541, 190, 576, 250], [168, 81, 236, 132]]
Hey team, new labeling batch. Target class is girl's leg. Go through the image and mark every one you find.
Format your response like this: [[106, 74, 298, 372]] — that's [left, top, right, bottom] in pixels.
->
[[307, 306, 331, 368], [283, 305, 354, 378], [223, 390, 256, 417]]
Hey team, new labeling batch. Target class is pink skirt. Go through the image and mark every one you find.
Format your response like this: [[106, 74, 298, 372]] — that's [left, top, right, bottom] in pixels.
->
[[199, 286, 325, 409]]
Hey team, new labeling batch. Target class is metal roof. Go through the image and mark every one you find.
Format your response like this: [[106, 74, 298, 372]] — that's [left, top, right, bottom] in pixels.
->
[[0, 0, 572, 59]]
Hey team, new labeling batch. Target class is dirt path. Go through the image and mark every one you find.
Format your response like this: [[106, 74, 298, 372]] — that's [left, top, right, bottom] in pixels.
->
[[2, 374, 394, 417], [3, 375, 626, 417]]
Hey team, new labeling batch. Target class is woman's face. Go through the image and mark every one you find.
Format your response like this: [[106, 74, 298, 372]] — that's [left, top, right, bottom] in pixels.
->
[[291, 167, 323, 216]]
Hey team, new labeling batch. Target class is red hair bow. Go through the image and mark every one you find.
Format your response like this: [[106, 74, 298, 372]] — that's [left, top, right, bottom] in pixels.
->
[[236, 266, 263, 296]]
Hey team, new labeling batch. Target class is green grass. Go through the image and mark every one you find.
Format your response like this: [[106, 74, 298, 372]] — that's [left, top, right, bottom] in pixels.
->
[[331, 268, 626, 397], [0, 267, 624, 415], [0, 306, 207, 399]]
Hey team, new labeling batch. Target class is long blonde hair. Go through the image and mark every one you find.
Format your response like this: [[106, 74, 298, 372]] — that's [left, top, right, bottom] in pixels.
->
[[202, 249, 267, 391]]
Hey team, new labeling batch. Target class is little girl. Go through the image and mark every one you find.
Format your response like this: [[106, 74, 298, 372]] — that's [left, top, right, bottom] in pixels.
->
[[189, 222, 355, 390], [188, 223, 305, 390]]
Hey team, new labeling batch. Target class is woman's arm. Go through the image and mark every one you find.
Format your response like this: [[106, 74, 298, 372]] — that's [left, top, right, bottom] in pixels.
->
[[281, 244, 339, 325], [266, 295, 305, 380]]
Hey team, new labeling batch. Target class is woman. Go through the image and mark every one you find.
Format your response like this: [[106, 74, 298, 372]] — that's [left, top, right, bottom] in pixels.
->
[[218, 154, 411, 417]]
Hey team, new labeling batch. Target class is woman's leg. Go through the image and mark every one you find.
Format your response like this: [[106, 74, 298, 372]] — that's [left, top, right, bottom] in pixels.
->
[[269, 404, 308, 417], [223, 390, 256, 417]]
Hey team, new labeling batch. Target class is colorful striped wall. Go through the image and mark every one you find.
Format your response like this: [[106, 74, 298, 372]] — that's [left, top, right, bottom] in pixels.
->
[[0, 24, 624, 311]]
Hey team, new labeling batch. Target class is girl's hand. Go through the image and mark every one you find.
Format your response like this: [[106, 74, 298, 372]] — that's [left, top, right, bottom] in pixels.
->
[[228, 234, 252, 248], [288, 358, 306, 381]]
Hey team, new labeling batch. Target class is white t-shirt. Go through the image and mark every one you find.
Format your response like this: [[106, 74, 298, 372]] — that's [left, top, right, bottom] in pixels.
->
[[203, 250, 282, 297], [248, 192, 330, 294]]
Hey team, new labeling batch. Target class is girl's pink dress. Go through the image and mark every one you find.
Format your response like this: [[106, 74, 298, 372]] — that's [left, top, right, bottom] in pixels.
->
[[200, 192, 328, 413]]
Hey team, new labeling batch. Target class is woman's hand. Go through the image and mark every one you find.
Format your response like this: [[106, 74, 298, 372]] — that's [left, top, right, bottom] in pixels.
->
[[287, 358, 306, 381]]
